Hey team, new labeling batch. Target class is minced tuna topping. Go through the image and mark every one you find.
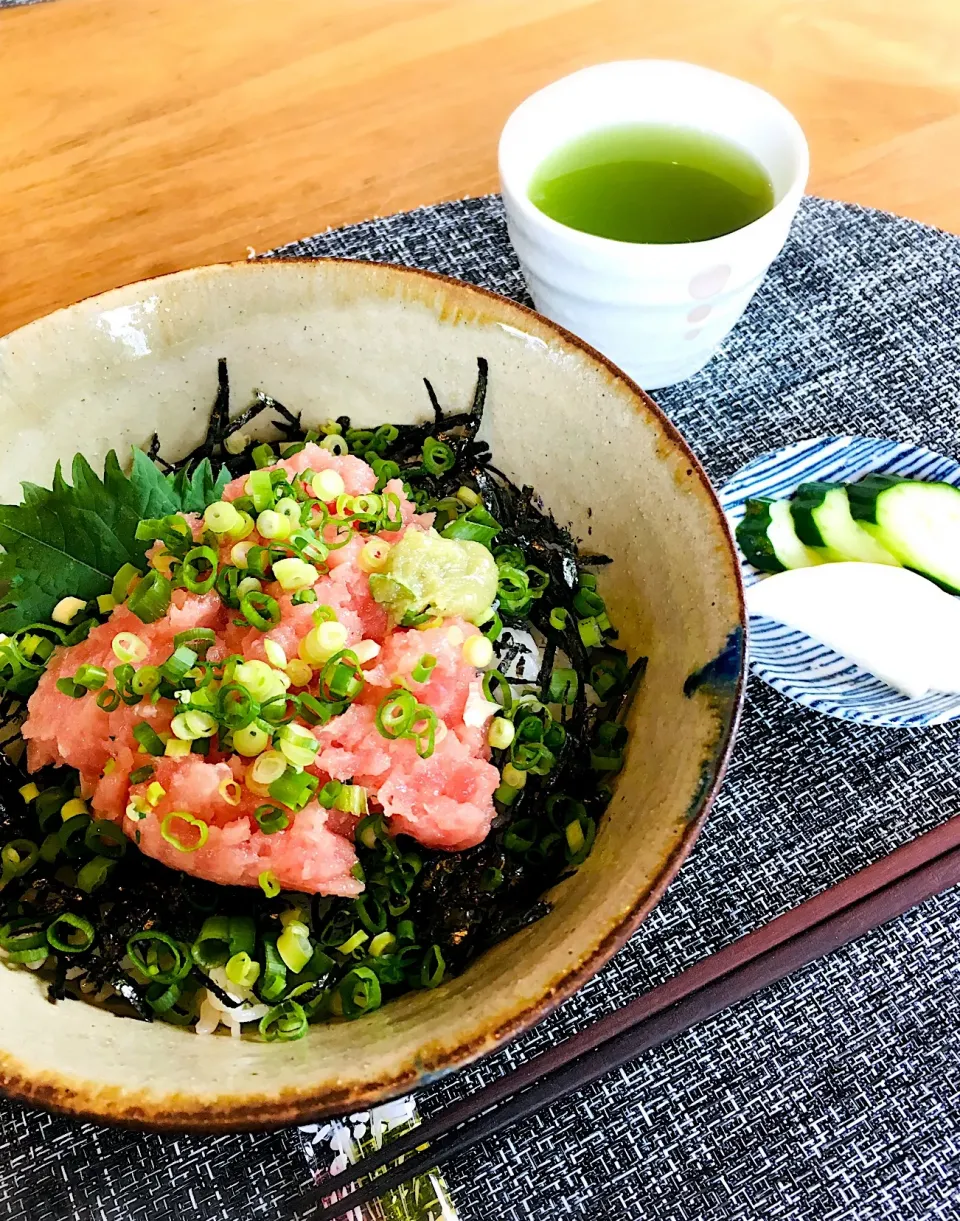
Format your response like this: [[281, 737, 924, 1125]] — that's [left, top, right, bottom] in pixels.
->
[[22, 444, 502, 897]]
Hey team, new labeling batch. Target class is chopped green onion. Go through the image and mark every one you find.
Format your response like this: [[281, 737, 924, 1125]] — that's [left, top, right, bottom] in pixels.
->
[[225, 951, 261, 989], [107, 664, 140, 706], [509, 739, 554, 775], [128, 765, 154, 785], [338, 966, 382, 1019], [46, 912, 96, 954], [549, 607, 570, 631], [504, 819, 537, 853], [375, 688, 418, 739], [525, 565, 550, 597], [482, 669, 513, 711], [0, 920, 48, 964], [318, 780, 342, 809], [77, 855, 116, 894], [259, 999, 308, 1042], [132, 665, 162, 695], [228, 915, 257, 958], [591, 720, 628, 772], [55, 677, 85, 699], [577, 616, 604, 649], [369, 931, 397, 957], [408, 705, 437, 759], [135, 514, 193, 552], [589, 648, 629, 701], [336, 929, 369, 956], [1, 838, 39, 881], [256, 509, 290, 541], [292, 589, 317, 605], [181, 545, 218, 594], [203, 500, 243, 535], [145, 980, 183, 1014], [126, 931, 191, 984], [173, 627, 217, 655], [38, 833, 59, 864], [420, 944, 445, 989], [574, 587, 605, 617], [421, 436, 456, 474], [411, 654, 437, 683], [273, 557, 319, 592], [259, 935, 287, 999], [277, 923, 312, 973], [192, 916, 231, 969], [217, 682, 260, 730], [268, 770, 319, 812], [484, 610, 503, 642], [35, 788, 68, 831], [334, 784, 368, 816], [133, 722, 166, 756], [278, 721, 319, 767], [255, 803, 290, 834], [487, 717, 515, 750], [479, 865, 503, 891], [74, 663, 107, 691], [259, 870, 281, 899], [496, 565, 532, 615], [127, 571, 172, 624], [160, 645, 199, 685], [160, 811, 209, 853], [547, 667, 578, 705], [83, 819, 127, 860], [111, 562, 143, 602], [298, 693, 344, 727], [96, 688, 121, 712], [171, 709, 218, 741], [251, 443, 276, 469], [319, 650, 364, 702], [244, 469, 274, 513], [240, 591, 281, 630], [259, 693, 301, 726], [441, 505, 501, 546], [57, 814, 91, 860], [564, 814, 596, 865]]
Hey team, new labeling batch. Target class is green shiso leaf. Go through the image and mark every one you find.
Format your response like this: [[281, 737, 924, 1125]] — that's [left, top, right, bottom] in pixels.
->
[[166, 458, 231, 514], [0, 448, 227, 633]]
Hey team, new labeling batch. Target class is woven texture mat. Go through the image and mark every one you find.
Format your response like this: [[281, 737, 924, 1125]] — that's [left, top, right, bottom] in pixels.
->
[[3, 195, 960, 1221]]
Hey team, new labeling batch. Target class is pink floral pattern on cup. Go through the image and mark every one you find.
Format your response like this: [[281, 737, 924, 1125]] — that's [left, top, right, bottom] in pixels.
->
[[688, 264, 732, 299]]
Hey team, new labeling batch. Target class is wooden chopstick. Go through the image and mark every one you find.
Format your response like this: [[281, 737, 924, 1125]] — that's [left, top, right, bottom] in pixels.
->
[[292, 816, 960, 1221]]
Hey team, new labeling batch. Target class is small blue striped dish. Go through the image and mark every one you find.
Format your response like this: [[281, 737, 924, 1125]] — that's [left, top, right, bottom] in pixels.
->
[[720, 436, 960, 727]]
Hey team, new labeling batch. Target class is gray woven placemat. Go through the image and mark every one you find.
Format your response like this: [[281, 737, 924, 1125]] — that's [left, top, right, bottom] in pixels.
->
[[3, 194, 960, 1221]]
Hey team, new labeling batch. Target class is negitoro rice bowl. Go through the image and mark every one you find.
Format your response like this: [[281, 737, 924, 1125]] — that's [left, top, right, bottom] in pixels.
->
[[2, 357, 644, 1040], [0, 260, 743, 1127]]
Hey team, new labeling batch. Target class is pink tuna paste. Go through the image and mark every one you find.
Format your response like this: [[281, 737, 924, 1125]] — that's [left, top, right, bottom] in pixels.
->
[[22, 444, 500, 897]]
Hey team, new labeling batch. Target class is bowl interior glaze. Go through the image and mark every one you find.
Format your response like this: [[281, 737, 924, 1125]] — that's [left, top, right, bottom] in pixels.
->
[[0, 259, 744, 1130]]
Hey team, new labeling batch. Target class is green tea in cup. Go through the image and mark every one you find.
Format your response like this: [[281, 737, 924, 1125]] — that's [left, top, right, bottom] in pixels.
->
[[528, 123, 775, 244]]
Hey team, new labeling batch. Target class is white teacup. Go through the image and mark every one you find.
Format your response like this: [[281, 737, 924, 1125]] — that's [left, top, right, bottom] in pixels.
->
[[499, 61, 809, 390]]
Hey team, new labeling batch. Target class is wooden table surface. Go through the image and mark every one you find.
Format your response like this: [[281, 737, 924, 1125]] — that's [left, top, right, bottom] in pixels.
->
[[2, 0, 959, 337]]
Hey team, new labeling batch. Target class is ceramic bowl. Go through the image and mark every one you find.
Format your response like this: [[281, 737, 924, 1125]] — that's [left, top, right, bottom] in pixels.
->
[[0, 259, 744, 1130]]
